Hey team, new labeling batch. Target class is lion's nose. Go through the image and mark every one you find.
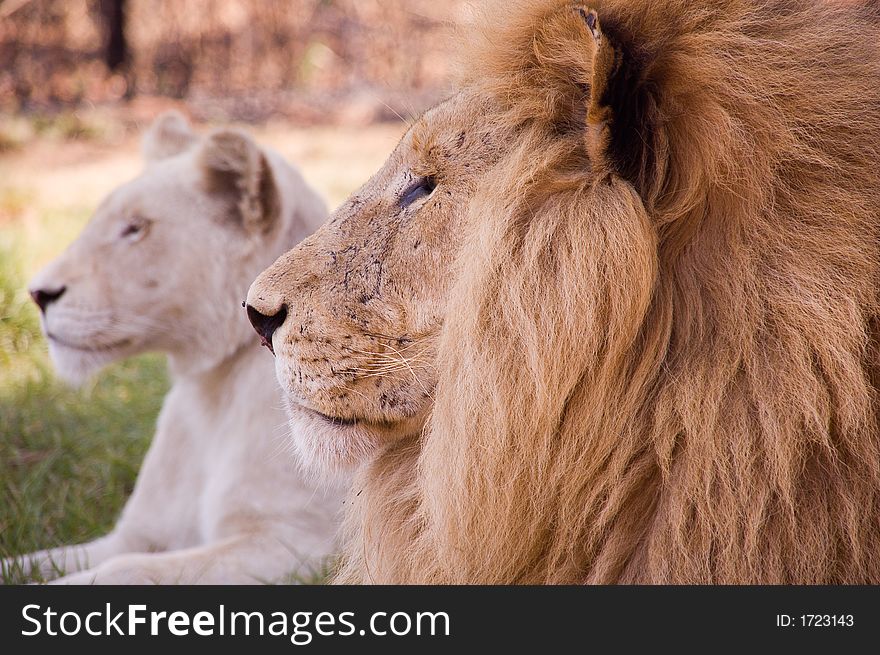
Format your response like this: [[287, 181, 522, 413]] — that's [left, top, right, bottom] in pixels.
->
[[29, 286, 67, 313], [246, 303, 287, 355]]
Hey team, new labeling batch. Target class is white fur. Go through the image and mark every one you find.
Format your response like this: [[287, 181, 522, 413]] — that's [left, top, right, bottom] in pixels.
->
[[6, 112, 343, 584]]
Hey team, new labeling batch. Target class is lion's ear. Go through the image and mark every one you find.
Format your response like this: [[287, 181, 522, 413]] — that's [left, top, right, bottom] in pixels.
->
[[199, 129, 281, 234], [142, 110, 198, 162], [578, 7, 662, 198]]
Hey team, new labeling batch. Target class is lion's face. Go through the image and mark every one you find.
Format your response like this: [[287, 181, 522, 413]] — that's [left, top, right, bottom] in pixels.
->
[[30, 163, 216, 381], [247, 93, 505, 473], [31, 112, 309, 383]]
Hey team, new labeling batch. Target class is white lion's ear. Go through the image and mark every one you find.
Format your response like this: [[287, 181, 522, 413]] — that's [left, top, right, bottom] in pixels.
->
[[199, 129, 281, 234], [142, 111, 198, 162]]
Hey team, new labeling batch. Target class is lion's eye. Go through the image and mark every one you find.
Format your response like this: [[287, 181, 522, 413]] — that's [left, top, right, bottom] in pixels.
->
[[120, 218, 151, 242], [399, 177, 437, 209]]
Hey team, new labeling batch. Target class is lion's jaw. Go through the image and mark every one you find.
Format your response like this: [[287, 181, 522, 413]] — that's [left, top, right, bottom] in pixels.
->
[[282, 396, 429, 478], [43, 318, 145, 386]]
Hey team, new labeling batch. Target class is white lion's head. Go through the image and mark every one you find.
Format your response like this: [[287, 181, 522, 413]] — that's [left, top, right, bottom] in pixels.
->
[[29, 111, 326, 383]]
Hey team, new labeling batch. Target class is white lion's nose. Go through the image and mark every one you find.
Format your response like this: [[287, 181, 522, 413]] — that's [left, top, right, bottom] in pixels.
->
[[29, 286, 67, 313]]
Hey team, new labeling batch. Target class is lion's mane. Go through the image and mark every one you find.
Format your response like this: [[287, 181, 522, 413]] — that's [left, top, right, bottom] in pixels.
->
[[339, 0, 880, 583]]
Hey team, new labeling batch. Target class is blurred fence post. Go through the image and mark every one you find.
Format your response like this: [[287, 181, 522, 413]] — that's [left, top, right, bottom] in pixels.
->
[[98, 0, 134, 98], [101, 0, 128, 71]]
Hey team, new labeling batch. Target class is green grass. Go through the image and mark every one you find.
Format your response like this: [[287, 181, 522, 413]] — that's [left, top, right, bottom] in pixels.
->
[[0, 241, 169, 584]]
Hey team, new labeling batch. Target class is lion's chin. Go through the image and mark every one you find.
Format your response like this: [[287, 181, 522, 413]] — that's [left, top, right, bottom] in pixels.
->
[[284, 403, 381, 481], [46, 338, 133, 386], [284, 399, 423, 482]]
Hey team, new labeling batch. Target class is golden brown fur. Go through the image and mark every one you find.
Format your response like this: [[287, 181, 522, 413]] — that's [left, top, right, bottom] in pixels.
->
[[250, 0, 880, 583]]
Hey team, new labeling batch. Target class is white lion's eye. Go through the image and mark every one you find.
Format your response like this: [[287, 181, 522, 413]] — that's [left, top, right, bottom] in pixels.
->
[[120, 217, 151, 242]]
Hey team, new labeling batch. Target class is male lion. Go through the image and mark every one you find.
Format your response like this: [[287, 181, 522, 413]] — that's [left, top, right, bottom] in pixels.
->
[[8, 112, 341, 584], [247, 0, 880, 583]]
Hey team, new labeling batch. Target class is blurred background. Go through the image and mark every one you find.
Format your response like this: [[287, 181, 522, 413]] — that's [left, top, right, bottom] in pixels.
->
[[0, 0, 464, 579]]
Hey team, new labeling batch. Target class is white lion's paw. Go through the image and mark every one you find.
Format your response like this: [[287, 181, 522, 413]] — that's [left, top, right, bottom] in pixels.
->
[[49, 556, 166, 585]]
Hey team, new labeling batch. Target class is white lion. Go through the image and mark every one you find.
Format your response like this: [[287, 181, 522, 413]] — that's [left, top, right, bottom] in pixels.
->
[[6, 111, 342, 584]]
